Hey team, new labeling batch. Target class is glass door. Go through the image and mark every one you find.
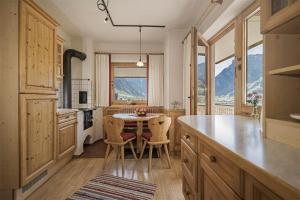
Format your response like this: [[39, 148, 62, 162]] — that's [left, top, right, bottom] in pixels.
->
[[197, 44, 207, 115]]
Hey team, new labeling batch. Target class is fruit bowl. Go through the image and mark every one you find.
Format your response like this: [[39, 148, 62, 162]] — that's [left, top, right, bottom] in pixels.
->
[[135, 108, 147, 117]]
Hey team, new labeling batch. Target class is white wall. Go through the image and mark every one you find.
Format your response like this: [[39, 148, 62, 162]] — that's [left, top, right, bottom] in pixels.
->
[[164, 29, 187, 109]]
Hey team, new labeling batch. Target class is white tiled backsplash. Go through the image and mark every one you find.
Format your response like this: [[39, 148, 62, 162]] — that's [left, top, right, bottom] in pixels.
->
[[57, 79, 93, 109]]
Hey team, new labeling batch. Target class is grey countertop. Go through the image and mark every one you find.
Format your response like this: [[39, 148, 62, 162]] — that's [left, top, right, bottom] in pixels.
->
[[178, 115, 300, 194], [57, 108, 78, 115]]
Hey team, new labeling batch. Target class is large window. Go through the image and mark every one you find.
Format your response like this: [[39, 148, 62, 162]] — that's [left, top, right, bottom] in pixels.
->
[[111, 63, 147, 104], [213, 28, 235, 114], [245, 11, 263, 105], [197, 45, 207, 115]]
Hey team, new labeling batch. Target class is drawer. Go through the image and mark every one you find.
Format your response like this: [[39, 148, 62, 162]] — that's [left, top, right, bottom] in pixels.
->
[[183, 175, 197, 200], [200, 143, 242, 196], [181, 140, 197, 192], [201, 160, 241, 200], [58, 112, 77, 124], [181, 129, 198, 152]]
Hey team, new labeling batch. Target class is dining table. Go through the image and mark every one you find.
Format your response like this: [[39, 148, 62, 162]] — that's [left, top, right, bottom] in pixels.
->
[[112, 113, 163, 153]]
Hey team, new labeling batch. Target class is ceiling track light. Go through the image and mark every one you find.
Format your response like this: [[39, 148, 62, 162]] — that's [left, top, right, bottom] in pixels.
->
[[211, 0, 223, 4], [96, 0, 166, 28], [104, 16, 109, 23]]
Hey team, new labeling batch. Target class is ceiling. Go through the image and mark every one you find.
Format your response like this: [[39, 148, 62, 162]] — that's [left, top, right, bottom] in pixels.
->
[[35, 0, 212, 43]]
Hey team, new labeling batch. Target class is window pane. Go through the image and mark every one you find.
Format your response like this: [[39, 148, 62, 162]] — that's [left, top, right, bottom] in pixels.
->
[[114, 78, 147, 101], [197, 50, 206, 115], [246, 12, 263, 105], [215, 56, 235, 106]]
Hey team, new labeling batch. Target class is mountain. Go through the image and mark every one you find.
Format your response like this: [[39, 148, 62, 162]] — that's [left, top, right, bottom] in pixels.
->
[[197, 54, 263, 103], [114, 78, 146, 100]]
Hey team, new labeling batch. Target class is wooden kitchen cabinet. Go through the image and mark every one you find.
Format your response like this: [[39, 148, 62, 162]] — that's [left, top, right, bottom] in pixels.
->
[[57, 112, 77, 159], [56, 36, 64, 80], [261, 0, 300, 33], [19, 0, 59, 94], [245, 173, 283, 200], [20, 94, 57, 186]]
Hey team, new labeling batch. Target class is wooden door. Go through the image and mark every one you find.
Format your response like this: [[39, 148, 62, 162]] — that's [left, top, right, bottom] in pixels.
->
[[20, 0, 58, 94], [245, 173, 282, 200], [20, 94, 57, 186], [58, 122, 76, 159]]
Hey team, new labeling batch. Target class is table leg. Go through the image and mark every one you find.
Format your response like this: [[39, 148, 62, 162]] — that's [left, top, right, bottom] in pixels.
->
[[137, 121, 143, 153]]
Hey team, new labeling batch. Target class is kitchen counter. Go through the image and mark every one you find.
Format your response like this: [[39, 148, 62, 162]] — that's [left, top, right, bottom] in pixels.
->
[[57, 108, 78, 115], [178, 115, 300, 197]]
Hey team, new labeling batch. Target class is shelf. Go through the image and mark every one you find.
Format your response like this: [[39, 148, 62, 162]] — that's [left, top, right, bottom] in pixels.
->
[[268, 64, 300, 77]]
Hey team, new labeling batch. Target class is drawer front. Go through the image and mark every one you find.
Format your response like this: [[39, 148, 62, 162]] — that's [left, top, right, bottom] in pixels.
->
[[201, 160, 241, 200], [183, 175, 197, 200], [181, 140, 197, 191], [200, 143, 242, 196], [58, 112, 77, 124], [181, 129, 197, 152]]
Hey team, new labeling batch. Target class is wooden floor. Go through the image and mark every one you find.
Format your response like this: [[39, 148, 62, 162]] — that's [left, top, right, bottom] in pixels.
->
[[27, 154, 184, 200]]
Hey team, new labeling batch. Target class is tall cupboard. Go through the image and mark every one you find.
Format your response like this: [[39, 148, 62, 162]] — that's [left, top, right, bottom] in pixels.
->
[[1, 0, 66, 198]]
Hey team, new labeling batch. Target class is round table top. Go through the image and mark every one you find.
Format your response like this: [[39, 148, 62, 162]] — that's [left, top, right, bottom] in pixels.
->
[[112, 113, 162, 121]]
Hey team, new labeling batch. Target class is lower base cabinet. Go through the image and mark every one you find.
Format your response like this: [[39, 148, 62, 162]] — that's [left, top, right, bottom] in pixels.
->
[[245, 173, 282, 200], [180, 126, 294, 200], [57, 112, 77, 159]]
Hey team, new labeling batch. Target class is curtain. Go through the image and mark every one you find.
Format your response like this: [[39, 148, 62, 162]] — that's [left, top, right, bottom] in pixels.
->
[[95, 54, 110, 107], [183, 34, 191, 115], [148, 55, 164, 106]]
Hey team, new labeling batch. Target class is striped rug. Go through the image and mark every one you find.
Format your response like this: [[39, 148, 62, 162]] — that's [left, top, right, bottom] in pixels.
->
[[67, 174, 157, 200]]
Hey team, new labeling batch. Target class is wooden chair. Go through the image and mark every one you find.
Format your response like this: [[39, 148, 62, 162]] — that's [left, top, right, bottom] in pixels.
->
[[139, 115, 172, 172], [102, 116, 137, 174]]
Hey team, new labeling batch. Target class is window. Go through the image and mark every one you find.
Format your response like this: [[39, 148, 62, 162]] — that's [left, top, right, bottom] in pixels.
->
[[197, 50, 207, 115], [245, 11, 263, 105], [111, 63, 147, 104], [213, 28, 235, 114]]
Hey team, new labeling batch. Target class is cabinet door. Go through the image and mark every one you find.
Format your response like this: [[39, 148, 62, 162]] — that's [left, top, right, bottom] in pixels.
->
[[245, 173, 282, 200], [201, 160, 241, 200], [20, 0, 57, 94], [20, 94, 57, 186], [261, 0, 300, 33], [58, 121, 76, 159], [56, 36, 64, 80]]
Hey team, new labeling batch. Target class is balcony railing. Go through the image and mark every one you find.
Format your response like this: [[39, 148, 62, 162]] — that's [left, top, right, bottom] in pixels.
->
[[213, 104, 234, 115]]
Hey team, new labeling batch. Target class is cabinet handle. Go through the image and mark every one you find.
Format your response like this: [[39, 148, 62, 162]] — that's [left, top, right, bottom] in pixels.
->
[[183, 159, 189, 164], [209, 155, 217, 163], [186, 191, 190, 196], [185, 135, 190, 139]]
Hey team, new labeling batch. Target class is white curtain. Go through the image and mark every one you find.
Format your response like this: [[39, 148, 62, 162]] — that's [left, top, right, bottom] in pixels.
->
[[183, 34, 191, 115], [95, 54, 110, 107], [148, 55, 164, 106]]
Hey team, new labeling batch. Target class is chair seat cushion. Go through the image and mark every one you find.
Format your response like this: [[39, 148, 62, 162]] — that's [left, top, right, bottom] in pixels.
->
[[121, 132, 136, 141], [142, 131, 152, 140]]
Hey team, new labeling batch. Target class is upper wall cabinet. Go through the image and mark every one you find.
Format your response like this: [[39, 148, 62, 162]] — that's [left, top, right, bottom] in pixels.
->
[[261, 0, 300, 34], [19, 0, 59, 94]]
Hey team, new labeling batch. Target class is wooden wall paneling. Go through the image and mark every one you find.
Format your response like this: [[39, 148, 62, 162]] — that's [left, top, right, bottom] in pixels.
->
[[0, 0, 19, 190], [20, 94, 57, 186]]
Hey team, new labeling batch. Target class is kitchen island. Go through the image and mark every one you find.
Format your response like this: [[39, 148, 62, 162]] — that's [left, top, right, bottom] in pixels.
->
[[178, 115, 300, 200]]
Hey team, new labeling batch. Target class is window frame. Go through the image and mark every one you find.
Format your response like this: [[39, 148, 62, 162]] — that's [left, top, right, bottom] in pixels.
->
[[241, 5, 263, 110], [110, 61, 148, 105]]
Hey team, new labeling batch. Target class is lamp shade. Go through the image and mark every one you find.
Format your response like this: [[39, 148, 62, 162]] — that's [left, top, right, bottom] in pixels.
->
[[136, 60, 144, 67]]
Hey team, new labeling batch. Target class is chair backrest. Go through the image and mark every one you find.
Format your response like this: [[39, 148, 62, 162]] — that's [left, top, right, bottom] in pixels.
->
[[103, 116, 124, 143], [148, 115, 171, 142]]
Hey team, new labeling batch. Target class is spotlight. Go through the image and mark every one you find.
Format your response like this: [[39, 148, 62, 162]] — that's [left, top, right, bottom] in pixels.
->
[[104, 17, 109, 23]]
